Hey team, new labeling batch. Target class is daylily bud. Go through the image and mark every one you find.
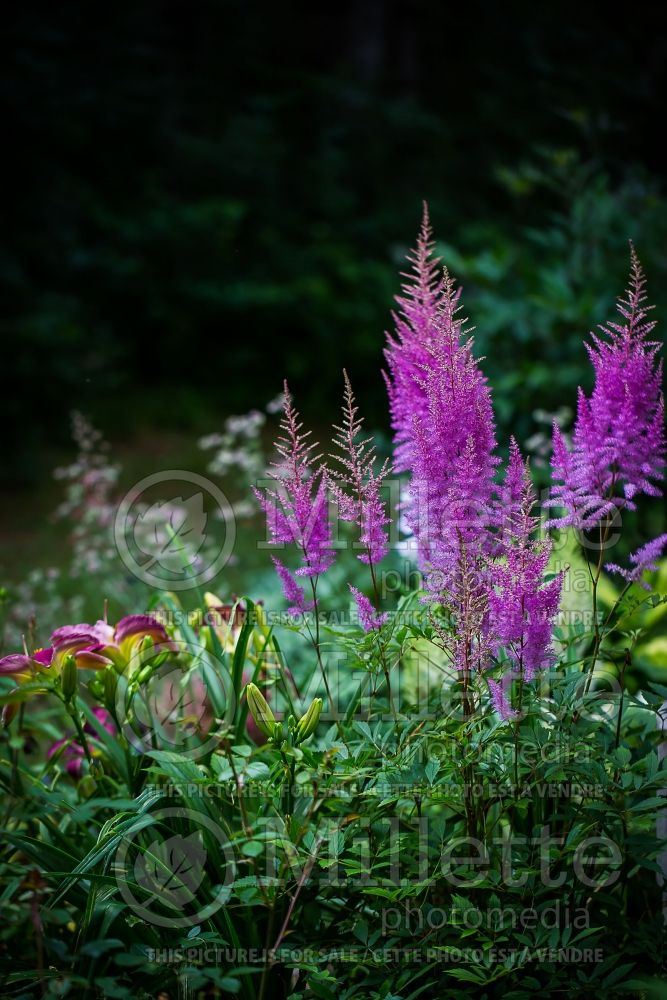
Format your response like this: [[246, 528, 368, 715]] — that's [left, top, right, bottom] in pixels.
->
[[1, 703, 19, 728], [295, 698, 322, 743], [61, 655, 78, 703], [245, 683, 276, 739], [199, 625, 215, 654], [90, 758, 104, 779], [103, 668, 117, 707], [78, 775, 97, 798], [139, 635, 155, 656]]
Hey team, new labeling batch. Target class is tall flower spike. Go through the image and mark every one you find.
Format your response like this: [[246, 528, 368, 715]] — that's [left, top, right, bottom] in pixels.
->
[[489, 439, 562, 681], [384, 202, 447, 473], [547, 245, 665, 530], [329, 370, 390, 566], [407, 276, 499, 583], [254, 381, 335, 578]]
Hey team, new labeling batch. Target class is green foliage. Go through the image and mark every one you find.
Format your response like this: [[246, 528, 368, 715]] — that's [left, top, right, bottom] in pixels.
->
[[1, 583, 665, 998]]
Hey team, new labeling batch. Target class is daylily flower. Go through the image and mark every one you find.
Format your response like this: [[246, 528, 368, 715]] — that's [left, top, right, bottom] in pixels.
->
[[0, 615, 175, 713], [46, 614, 174, 673]]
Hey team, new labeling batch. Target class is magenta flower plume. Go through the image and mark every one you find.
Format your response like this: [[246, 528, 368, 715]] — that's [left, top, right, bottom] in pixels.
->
[[254, 381, 335, 578], [489, 440, 562, 680], [384, 202, 446, 473], [271, 556, 315, 615], [487, 678, 516, 721], [606, 533, 667, 590], [385, 208, 499, 589], [329, 370, 390, 567], [407, 277, 499, 586], [349, 586, 389, 632], [547, 245, 665, 531]]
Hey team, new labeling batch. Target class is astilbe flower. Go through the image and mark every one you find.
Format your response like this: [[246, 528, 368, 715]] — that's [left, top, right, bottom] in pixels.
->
[[386, 211, 565, 722], [348, 586, 389, 632], [254, 382, 335, 611], [547, 245, 665, 533], [329, 370, 391, 567], [384, 202, 446, 473], [431, 532, 492, 677], [487, 678, 517, 721], [384, 207, 499, 592], [606, 533, 667, 590], [407, 273, 499, 592], [271, 556, 315, 616], [384, 212, 499, 690], [489, 439, 562, 682]]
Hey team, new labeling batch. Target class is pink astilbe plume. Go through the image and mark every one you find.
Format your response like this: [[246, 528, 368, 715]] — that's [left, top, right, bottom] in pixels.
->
[[329, 370, 391, 566], [606, 533, 667, 590], [384, 209, 499, 588], [547, 245, 665, 531], [489, 439, 563, 681], [487, 678, 517, 721], [254, 381, 335, 579], [408, 275, 499, 588], [431, 532, 492, 676], [349, 585, 389, 632], [271, 557, 315, 615], [384, 202, 446, 473]]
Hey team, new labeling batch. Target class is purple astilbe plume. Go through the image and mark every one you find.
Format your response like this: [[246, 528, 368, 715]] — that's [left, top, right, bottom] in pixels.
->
[[487, 678, 517, 721], [349, 585, 390, 632], [431, 532, 491, 676], [384, 202, 446, 473], [329, 370, 391, 567], [606, 534, 667, 590], [254, 381, 335, 578], [384, 209, 499, 586], [547, 245, 665, 531], [408, 276, 499, 587], [489, 439, 563, 681], [271, 556, 315, 616]]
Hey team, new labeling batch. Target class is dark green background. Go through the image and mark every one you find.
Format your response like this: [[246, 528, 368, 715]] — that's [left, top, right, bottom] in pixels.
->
[[2, 0, 667, 484]]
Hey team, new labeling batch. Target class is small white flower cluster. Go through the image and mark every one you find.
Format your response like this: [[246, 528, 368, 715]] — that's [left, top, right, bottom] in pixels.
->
[[200, 397, 283, 518]]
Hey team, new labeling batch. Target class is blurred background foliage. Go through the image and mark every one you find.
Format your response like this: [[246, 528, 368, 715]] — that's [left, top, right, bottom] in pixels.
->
[[1, 0, 666, 611]]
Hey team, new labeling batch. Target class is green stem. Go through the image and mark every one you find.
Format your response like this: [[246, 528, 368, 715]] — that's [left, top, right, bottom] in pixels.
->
[[67, 700, 93, 765], [615, 649, 630, 749]]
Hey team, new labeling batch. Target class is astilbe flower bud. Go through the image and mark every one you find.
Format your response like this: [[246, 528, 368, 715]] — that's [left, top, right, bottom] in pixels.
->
[[329, 370, 390, 567]]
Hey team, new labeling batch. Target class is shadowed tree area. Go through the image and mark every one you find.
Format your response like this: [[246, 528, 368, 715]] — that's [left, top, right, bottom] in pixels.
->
[[2, 0, 667, 482]]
